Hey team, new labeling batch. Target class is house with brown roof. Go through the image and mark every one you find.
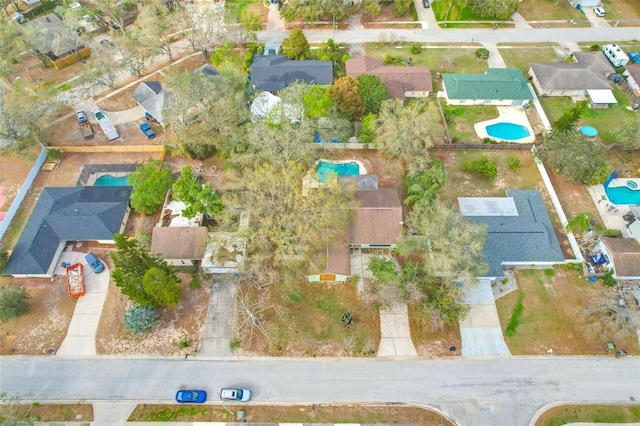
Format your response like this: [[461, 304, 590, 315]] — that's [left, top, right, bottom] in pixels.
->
[[308, 188, 404, 282], [150, 227, 207, 267], [597, 237, 640, 280], [346, 56, 432, 100], [528, 51, 614, 99]]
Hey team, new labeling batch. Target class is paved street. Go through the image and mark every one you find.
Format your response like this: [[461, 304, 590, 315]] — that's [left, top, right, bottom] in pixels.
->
[[1, 356, 639, 425], [258, 26, 640, 44]]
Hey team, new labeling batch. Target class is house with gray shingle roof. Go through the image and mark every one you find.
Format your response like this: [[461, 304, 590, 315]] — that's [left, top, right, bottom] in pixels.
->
[[458, 190, 565, 278], [441, 68, 531, 106], [528, 51, 614, 98], [346, 56, 432, 100], [2, 186, 131, 277], [250, 55, 333, 92], [132, 81, 172, 123]]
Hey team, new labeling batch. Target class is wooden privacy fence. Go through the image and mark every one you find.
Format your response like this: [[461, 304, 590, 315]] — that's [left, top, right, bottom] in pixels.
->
[[54, 145, 165, 154]]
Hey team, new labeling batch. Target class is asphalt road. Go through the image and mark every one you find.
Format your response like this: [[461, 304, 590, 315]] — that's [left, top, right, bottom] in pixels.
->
[[258, 26, 640, 44], [1, 356, 639, 425]]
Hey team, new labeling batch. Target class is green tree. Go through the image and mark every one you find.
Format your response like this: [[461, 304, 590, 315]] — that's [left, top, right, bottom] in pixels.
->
[[398, 200, 488, 286], [365, 255, 404, 308], [358, 113, 377, 144], [462, 155, 498, 179], [241, 120, 316, 168], [0, 392, 35, 425], [394, 0, 412, 17], [303, 85, 332, 118], [0, 284, 30, 324], [466, 0, 519, 19], [396, 201, 488, 329], [403, 159, 446, 207], [0, 245, 8, 272], [142, 267, 181, 308], [330, 76, 365, 121], [357, 74, 387, 115], [281, 29, 311, 60], [566, 213, 592, 234], [223, 162, 357, 291], [316, 39, 346, 77], [361, 0, 381, 17], [537, 129, 609, 184], [172, 166, 224, 219], [128, 159, 174, 214], [123, 305, 158, 335], [553, 100, 588, 132], [111, 234, 180, 308], [375, 99, 439, 174]]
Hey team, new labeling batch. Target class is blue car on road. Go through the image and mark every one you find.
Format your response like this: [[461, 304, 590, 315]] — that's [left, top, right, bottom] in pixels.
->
[[175, 389, 207, 403]]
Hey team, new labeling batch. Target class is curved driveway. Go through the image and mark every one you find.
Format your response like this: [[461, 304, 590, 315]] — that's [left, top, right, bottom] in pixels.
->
[[1, 356, 639, 425]]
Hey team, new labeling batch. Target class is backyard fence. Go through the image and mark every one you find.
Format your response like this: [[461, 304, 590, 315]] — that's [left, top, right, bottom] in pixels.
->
[[0, 146, 48, 243], [54, 145, 164, 153]]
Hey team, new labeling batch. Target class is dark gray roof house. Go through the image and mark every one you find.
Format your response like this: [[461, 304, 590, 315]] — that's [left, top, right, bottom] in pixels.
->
[[458, 190, 564, 278], [529, 51, 614, 97], [131, 81, 172, 123], [193, 64, 218, 78], [250, 55, 333, 92], [3, 186, 132, 277]]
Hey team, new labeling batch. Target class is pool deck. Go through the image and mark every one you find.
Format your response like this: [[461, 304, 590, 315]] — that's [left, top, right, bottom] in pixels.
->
[[474, 106, 536, 144], [587, 178, 640, 236]]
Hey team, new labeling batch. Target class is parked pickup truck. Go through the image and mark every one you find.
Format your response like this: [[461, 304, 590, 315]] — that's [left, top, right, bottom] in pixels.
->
[[139, 123, 156, 138], [76, 110, 94, 140]]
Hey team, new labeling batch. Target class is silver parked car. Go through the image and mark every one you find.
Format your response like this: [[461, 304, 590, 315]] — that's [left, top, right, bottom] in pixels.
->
[[220, 388, 251, 402]]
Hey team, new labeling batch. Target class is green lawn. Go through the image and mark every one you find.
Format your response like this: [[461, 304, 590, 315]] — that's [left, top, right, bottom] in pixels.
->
[[499, 47, 560, 73], [517, 0, 585, 21], [536, 405, 640, 426], [539, 87, 637, 141], [365, 44, 490, 74], [443, 104, 499, 143]]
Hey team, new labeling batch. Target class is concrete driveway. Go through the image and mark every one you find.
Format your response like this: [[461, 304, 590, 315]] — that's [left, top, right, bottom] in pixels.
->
[[459, 278, 511, 357], [198, 274, 238, 357], [55, 249, 111, 357]]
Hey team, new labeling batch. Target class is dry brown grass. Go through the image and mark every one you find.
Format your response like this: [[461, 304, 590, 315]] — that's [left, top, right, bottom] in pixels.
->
[[129, 403, 455, 424], [496, 267, 639, 355]]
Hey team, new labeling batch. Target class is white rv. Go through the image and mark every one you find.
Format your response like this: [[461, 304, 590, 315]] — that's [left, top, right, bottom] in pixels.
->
[[602, 44, 630, 67]]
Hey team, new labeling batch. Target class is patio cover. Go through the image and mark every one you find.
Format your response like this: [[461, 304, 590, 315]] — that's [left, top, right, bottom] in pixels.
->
[[587, 89, 617, 104]]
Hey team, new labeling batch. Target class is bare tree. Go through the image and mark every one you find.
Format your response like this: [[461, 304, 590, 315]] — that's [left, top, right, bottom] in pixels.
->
[[130, 3, 180, 60], [115, 33, 155, 77], [581, 287, 638, 339], [82, 48, 123, 90]]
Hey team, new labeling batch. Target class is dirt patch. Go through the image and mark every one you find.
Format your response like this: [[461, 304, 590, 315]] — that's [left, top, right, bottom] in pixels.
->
[[96, 272, 209, 356], [0, 277, 77, 355], [14, 403, 93, 422], [409, 304, 462, 358], [11, 53, 86, 89], [0, 153, 35, 210], [129, 403, 454, 424]]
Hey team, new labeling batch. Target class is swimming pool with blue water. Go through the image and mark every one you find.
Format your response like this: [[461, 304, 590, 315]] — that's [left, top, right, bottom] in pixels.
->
[[94, 174, 131, 186], [316, 161, 360, 183], [486, 122, 531, 141], [605, 185, 640, 205]]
